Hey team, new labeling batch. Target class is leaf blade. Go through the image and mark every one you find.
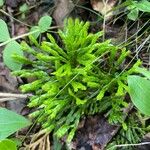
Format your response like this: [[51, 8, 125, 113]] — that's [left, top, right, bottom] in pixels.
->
[[3, 41, 23, 71], [128, 75, 150, 115], [38, 15, 52, 33], [0, 19, 10, 42], [0, 108, 31, 140]]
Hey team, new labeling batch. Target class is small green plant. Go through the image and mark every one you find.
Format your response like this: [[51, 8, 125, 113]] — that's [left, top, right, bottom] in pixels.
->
[[12, 18, 143, 142], [0, 15, 52, 70], [127, 0, 150, 20], [19, 3, 29, 19]]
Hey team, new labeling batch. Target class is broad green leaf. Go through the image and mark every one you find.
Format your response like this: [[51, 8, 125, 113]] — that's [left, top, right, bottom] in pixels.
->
[[3, 41, 23, 71], [128, 9, 139, 21], [0, 139, 17, 150], [0, 107, 31, 140], [128, 75, 150, 115], [133, 0, 150, 12], [0, 0, 4, 7], [38, 15, 52, 33], [0, 19, 10, 42], [30, 26, 40, 39], [68, 88, 87, 105]]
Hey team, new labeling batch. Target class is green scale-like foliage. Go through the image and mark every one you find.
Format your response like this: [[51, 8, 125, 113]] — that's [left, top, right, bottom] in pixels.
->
[[13, 18, 141, 142]]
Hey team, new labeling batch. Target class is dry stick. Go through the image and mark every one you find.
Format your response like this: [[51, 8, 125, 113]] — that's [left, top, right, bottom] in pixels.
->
[[7, 7, 15, 36], [119, 19, 150, 47], [0, 92, 32, 102], [26, 133, 49, 148], [0, 97, 18, 102], [108, 142, 150, 150], [102, 0, 109, 41], [0, 92, 32, 98], [0, 26, 62, 47], [0, 29, 39, 47], [0, 9, 30, 27], [46, 135, 50, 150]]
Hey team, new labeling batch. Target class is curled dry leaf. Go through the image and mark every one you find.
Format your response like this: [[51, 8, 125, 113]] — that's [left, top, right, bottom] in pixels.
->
[[90, 0, 117, 20]]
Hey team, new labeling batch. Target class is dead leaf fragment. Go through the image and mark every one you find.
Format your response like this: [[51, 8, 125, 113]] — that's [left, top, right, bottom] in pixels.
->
[[90, 0, 117, 20]]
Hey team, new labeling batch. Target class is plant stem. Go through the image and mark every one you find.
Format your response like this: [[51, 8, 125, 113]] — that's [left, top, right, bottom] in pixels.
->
[[0, 30, 39, 47]]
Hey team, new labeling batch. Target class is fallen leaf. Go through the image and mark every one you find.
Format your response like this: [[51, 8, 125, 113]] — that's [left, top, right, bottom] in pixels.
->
[[90, 0, 117, 20]]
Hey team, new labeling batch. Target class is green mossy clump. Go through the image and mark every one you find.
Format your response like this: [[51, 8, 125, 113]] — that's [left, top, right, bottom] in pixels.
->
[[13, 18, 141, 142]]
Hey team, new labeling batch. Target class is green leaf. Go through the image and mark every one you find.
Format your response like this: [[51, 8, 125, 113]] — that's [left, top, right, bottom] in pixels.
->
[[135, 67, 150, 80], [68, 88, 87, 105], [3, 41, 23, 71], [133, 0, 150, 12], [0, 139, 17, 150], [38, 15, 52, 33], [67, 128, 76, 143], [128, 75, 150, 115], [128, 8, 139, 21], [19, 3, 29, 13], [97, 86, 109, 101], [55, 125, 70, 138], [30, 26, 40, 39], [0, 19, 10, 42], [0, 0, 4, 7], [0, 107, 31, 140], [71, 81, 86, 92]]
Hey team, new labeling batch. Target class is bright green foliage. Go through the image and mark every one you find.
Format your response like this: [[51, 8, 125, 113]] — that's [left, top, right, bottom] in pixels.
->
[[0, 139, 17, 150], [0, 108, 31, 140], [13, 18, 141, 142]]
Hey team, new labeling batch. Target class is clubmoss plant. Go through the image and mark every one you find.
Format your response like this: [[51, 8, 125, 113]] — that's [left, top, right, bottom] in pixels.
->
[[13, 18, 142, 142], [107, 112, 149, 150]]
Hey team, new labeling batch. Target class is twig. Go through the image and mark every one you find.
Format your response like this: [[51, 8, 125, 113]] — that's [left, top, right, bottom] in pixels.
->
[[0, 92, 32, 98], [0, 30, 39, 47], [108, 142, 150, 150], [0, 97, 18, 102]]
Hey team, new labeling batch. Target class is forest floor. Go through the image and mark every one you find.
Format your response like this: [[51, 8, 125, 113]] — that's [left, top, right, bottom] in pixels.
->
[[0, 0, 150, 150]]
